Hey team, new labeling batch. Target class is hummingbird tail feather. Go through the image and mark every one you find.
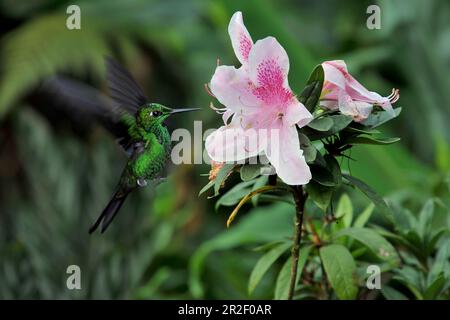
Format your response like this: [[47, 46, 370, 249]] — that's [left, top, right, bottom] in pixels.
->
[[89, 190, 129, 234]]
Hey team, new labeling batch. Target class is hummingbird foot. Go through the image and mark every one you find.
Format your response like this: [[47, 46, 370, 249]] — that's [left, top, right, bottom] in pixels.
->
[[137, 177, 148, 187]]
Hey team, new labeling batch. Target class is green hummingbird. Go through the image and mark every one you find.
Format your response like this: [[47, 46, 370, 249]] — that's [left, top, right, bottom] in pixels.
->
[[43, 58, 198, 233]]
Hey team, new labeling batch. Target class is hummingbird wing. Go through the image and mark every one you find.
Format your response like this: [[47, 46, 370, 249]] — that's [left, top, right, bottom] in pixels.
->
[[105, 57, 148, 114], [40, 58, 150, 154], [40, 76, 133, 154]]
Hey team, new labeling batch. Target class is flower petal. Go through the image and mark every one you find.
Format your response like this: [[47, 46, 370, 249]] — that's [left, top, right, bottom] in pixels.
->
[[248, 37, 293, 107], [205, 115, 267, 162], [323, 60, 396, 115], [320, 100, 339, 110], [222, 109, 234, 124], [367, 91, 395, 116], [228, 11, 253, 65], [248, 37, 290, 88], [323, 60, 377, 101], [322, 60, 347, 90], [264, 126, 311, 185], [210, 65, 260, 114], [284, 99, 313, 127], [338, 90, 373, 122]]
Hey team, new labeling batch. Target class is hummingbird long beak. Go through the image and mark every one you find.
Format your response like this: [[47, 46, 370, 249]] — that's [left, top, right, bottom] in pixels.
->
[[170, 107, 200, 114]]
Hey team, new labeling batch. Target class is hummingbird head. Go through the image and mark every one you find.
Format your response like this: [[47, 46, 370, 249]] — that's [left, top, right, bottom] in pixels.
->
[[137, 103, 199, 130]]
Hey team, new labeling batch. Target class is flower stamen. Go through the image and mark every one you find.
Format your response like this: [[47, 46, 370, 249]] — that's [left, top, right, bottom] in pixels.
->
[[204, 83, 216, 98]]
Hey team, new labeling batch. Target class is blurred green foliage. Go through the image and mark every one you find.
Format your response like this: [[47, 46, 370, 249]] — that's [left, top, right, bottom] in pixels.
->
[[0, 0, 449, 299]]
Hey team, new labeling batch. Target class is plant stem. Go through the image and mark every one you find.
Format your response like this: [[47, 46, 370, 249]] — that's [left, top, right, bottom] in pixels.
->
[[288, 185, 307, 300]]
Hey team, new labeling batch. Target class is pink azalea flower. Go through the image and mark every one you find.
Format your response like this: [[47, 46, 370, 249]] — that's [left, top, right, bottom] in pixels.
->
[[321, 60, 399, 122], [205, 12, 313, 185]]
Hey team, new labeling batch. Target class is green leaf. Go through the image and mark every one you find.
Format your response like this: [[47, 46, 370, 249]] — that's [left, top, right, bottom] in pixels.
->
[[307, 117, 333, 131], [392, 266, 424, 299], [301, 115, 353, 140], [320, 244, 358, 300], [424, 273, 446, 299], [427, 229, 450, 257], [299, 64, 324, 112], [310, 154, 341, 187], [430, 238, 450, 280], [344, 126, 381, 135], [343, 174, 393, 223], [240, 164, 262, 181], [274, 245, 312, 300], [381, 286, 409, 300], [248, 242, 291, 295], [346, 136, 401, 145], [335, 194, 353, 227], [361, 107, 402, 128], [252, 240, 287, 252], [417, 199, 434, 239], [311, 165, 335, 187], [251, 175, 269, 206], [405, 230, 424, 252], [328, 115, 354, 134], [215, 181, 254, 209], [213, 163, 235, 195], [299, 133, 317, 163], [198, 180, 215, 196], [325, 154, 342, 186], [353, 203, 375, 228], [351, 247, 368, 259], [305, 180, 334, 212], [335, 227, 400, 265]]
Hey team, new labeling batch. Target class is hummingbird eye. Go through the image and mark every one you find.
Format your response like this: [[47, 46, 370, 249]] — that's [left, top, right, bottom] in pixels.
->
[[151, 111, 162, 117]]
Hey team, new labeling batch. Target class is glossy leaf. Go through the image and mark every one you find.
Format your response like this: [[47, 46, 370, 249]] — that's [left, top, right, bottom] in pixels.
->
[[299, 133, 317, 163], [381, 286, 409, 300], [353, 203, 375, 228], [343, 174, 394, 223], [305, 180, 334, 212], [248, 242, 291, 295], [361, 107, 402, 128], [320, 244, 358, 300], [240, 164, 262, 181], [215, 181, 254, 209], [198, 179, 215, 196], [274, 245, 312, 300], [335, 227, 400, 265], [346, 136, 400, 145], [251, 175, 269, 206], [307, 117, 333, 131], [417, 199, 434, 239], [424, 273, 446, 299], [310, 154, 341, 187], [301, 115, 353, 140], [299, 64, 324, 112], [214, 164, 236, 195], [335, 194, 353, 227]]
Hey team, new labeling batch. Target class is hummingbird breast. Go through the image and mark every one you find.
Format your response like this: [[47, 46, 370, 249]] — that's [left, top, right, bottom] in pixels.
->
[[128, 125, 171, 182]]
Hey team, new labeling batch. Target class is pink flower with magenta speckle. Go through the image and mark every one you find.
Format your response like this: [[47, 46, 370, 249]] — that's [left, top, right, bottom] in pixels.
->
[[205, 12, 313, 185], [321, 60, 399, 122]]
